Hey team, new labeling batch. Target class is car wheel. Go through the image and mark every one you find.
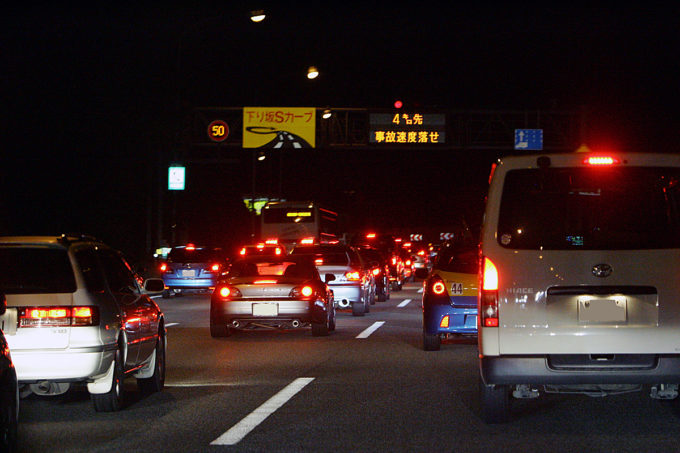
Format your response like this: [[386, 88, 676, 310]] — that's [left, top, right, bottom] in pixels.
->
[[91, 347, 125, 412], [210, 321, 230, 338], [364, 298, 370, 313], [423, 333, 441, 351], [352, 301, 365, 317], [329, 306, 336, 331], [161, 289, 170, 299], [311, 319, 330, 336], [479, 376, 510, 424], [0, 368, 18, 453], [137, 330, 166, 394]]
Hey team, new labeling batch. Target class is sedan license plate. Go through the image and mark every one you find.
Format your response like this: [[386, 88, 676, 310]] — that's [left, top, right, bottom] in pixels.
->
[[181, 269, 196, 277], [252, 303, 278, 317], [578, 298, 626, 323]]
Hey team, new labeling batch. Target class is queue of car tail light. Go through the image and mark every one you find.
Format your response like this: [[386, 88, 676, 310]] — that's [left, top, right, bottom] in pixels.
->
[[19, 306, 100, 327], [345, 270, 362, 281], [583, 155, 620, 166], [480, 257, 499, 327], [217, 286, 242, 299], [300, 237, 315, 245], [289, 285, 316, 300]]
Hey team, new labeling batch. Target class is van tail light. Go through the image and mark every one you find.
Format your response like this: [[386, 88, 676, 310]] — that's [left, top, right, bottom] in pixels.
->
[[480, 257, 499, 327], [217, 286, 242, 299], [584, 156, 620, 166], [19, 306, 99, 327], [345, 271, 362, 281], [211, 263, 221, 272], [290, 285, 315, 299]]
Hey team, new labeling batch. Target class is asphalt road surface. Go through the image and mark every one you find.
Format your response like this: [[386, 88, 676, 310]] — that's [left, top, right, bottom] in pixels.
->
[[15, 281, 680, 452]]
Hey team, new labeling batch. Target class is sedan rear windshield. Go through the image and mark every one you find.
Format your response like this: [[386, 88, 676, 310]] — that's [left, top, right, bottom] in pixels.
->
[[498, 166, 680, 250], [168, 248, 222, 263], [0, 247, 77, 294], [434, 247, 478, 274]]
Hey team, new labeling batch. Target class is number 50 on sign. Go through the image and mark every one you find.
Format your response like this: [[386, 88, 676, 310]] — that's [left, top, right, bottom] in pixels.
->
[[207, 120, 229, 142]]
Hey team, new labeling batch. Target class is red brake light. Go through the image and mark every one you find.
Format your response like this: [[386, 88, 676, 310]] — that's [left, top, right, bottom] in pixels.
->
[[254, 279, 277, 284], [366, 233, 376, 239], [300, 237, 315, 245], [314, 258, 324, 265], [265, 238, 278, 244], [405, 259, 412, 266], [584, 156, 620, 166], [20, 306, 98, 327], [160, 263, 168, 272], [275, 247, 282, 255], [345, 271, 361, 281], [211, 263, 221, 272], [218, 286, 242, 299], [186, 243, 196, 251], [239, 248, 247, 255], [301, 286, 313, 297], [392, 257, 397, 265], [483, 257, 499, 291], [219, 287, 231, 298], [432, 280, 446, 295], [372, 268, 380, 276], [256, 243, 265, 249]]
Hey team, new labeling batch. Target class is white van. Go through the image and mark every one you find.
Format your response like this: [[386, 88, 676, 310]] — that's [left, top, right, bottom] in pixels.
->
[[478, 152, 680, 423]]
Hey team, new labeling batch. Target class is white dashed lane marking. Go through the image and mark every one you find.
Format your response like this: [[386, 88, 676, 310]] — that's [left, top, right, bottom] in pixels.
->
[[356, 321, 385, 339], [210, 377, 315, 446], [397, 299, 411, 308]]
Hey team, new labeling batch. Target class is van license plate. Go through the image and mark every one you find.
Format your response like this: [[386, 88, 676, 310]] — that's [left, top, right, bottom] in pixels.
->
[[578, 299, 626, 323], [252, 303, 278, 317]]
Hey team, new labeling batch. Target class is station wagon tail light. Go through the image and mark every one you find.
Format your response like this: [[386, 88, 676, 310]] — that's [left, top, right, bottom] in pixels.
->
[[345, 271, 361, 281], [217, 286, 242, 299], [480, 257, 499, 328], [19, 306, 99, 327], [584, 156, 620, 166]]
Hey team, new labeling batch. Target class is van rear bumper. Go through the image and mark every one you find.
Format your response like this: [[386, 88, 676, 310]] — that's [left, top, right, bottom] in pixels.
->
[[480, 355, 680, 385]]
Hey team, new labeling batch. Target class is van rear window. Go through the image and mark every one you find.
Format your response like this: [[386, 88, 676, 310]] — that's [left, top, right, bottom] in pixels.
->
[[498, 166, 680, 250], [0, 247, 76, 293]]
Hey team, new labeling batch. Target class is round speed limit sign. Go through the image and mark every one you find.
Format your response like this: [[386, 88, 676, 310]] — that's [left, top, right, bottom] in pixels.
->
[[207, 120, 229, 142]]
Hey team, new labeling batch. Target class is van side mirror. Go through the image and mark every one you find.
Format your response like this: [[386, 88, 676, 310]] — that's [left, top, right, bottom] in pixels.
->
[[0, 293, 5, 316], [324, 274, 336, 283]]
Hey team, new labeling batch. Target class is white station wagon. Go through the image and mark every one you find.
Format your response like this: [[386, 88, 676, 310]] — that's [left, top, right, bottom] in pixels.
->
[[0, 235, 166, 412]]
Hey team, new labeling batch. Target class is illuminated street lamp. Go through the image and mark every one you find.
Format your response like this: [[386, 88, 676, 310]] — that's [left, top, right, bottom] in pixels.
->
[[322, 109, 332, 119], [250, 10, 266, 22], [307, 66, 319, 80]]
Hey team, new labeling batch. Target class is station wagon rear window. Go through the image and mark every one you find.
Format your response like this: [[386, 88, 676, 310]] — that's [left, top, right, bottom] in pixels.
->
[[498, 166, 680, 250], [0, 247, 77, 293]]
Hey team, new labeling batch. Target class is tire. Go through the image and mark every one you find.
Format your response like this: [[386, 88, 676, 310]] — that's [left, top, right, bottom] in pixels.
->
[[311, 320, 329, 336], [137, 331, 166, 394], [479, 377, 510, 424], [423, 333, 441, 351], [210, 321, 230, 338], [161, 289, 170, 299], [0, 369, 18, 453], [377, 290, 386, 302], [352, 301, 365, 317], [365, 298, 370, 313], [91, 348, 125, 412], [329, 307, 336, 332]]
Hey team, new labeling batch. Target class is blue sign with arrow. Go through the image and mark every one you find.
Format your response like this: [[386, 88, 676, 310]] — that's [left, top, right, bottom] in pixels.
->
[[514, 129, 543, 150]]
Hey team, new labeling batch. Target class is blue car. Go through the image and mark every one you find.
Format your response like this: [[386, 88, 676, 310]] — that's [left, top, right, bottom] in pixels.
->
[[421, 243, 478, 350], [160, 244, 227, 297]]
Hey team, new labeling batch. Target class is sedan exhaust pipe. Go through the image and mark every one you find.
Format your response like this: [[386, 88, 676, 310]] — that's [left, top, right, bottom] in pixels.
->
[[231, 320, 240, 328], [291, 319, 301, 328]]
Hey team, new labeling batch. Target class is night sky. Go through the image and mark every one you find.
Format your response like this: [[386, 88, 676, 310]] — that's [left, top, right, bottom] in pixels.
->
[[2, 3, 679, 262]]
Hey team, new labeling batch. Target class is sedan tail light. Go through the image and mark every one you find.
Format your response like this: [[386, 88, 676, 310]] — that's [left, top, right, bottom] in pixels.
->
[[217, 286, 242, 299], [210, 263, 221, 272], [19, 306, 99, 327], [290, 285, 316, 300]]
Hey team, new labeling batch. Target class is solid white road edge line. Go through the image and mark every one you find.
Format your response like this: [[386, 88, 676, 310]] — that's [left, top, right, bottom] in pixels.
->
[[210, 377, 315, 446], [356, 321, 386, 339], [397, 299, 411, 308]]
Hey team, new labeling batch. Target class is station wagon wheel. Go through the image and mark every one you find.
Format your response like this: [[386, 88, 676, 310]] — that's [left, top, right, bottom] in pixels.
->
[[92, 346, 125, 412], [0, 369, 18, 452], [137, 328, 166, 393], [479, 377, 510, 423], [423, 333, 441, 351]]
